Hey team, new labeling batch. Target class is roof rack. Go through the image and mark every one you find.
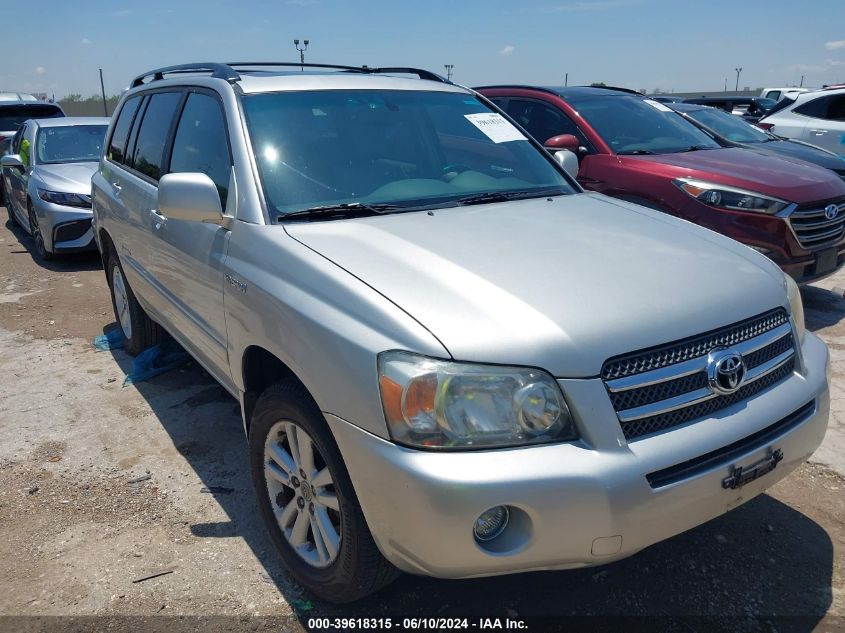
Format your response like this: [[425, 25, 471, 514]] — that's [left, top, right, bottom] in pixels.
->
[[130, 63, 240, 88], [130, 62, 448, 88]]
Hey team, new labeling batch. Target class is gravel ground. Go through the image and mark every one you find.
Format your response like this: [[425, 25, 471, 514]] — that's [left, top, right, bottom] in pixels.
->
[[0, 211, 843, 633]]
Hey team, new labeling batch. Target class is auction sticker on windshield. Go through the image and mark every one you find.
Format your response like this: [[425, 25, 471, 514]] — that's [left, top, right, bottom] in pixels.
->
[[464, 113, 526, 143]]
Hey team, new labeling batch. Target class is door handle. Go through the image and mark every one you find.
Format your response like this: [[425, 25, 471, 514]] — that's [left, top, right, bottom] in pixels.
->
[[112, 182, 122, 193], [150, 208, 166, 228], [810, 129, 828, 136]]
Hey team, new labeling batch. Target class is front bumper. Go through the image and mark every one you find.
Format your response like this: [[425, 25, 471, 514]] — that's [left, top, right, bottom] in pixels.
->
[[33, 198, 95, 253], [328, 332, 829, 579]]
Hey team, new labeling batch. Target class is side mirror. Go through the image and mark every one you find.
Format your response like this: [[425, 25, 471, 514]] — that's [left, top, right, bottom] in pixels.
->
[[157, 172, 223, 223], [544, 134, 581, 152], [553, 150, 579, 179], [1, 154, 23, 168]]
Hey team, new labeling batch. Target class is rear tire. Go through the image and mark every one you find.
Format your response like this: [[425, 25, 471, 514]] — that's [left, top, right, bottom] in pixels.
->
[[105, 249, 165, 355], [249, 380, 398, 603]]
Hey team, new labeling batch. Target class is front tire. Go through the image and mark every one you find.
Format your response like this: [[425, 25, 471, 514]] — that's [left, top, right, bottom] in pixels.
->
[[249, 381, 398, 603], [105, 250, 165, 355], [28, 202, 53, 261]]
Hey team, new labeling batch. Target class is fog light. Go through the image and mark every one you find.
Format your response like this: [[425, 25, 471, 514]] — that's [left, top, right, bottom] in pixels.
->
[[473, 506, 509, 542]]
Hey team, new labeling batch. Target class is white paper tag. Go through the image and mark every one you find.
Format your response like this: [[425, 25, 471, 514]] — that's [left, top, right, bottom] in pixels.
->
[[464, 113, 526, 143], [643, 99, 672, 112]]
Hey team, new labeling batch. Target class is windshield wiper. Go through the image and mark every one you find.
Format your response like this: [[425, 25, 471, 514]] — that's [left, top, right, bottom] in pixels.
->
[[674, 145, 717, 153], [456, 189, 566, 206], [280, 202, 400, 222], [617, 149, 655, 155]]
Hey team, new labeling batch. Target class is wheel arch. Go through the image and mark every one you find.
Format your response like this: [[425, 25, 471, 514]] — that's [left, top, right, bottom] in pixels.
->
[[241, 345, 315, 436]]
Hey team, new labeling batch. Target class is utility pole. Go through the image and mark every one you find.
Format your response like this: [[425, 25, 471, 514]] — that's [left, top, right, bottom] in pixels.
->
[[565, 72, 568, 86], [293, 39, 309, 71], [99, 68, 108, 116], [800, 75, 804, 87], [443, 64, 454, 81], [734, 67, 742, 92], [724, 77, 728, 92]]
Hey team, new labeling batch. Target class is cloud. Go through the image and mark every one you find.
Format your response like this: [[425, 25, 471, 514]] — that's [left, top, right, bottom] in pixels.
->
[[35, 66, 46, 76], [81, 38, 92, 45], [112, 9, 131, 16], [825, 40, 845, 51], [544, 0, 638, 12], [500, 45, 515, 56], [826, 58, 845, 67], [286, 0, 317, 5]]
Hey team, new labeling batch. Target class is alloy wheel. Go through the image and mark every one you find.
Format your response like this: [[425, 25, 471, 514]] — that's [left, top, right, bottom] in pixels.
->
[[263, 420, 342, 568], [111, 265, 132, 340]]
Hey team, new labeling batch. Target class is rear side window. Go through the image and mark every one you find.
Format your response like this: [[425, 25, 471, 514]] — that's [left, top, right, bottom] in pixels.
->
[[107, 96, 141, 164], [169, 92, 231, 206], [131, 92, 182, 180], [765, 91, 781, 101], [794, 95, 845, 120]]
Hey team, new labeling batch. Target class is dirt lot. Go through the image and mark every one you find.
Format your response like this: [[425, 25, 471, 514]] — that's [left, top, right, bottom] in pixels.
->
[[0, 210, 843, 632]]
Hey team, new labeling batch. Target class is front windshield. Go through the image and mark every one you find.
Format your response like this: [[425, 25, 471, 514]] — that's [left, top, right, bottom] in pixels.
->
[[569, 96, 721, 155], [242, 90, 575, 217], [36, 125, 107, 164], [686, 107, 770, 144]]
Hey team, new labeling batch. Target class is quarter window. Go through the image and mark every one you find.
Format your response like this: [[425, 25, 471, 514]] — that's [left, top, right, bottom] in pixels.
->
[[131, 92, 182, 180], [108, 96, 141, 165], [169, 93, 231, 206]]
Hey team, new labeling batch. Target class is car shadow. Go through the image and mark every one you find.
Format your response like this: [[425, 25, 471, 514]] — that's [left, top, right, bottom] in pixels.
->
[[3, 211, 102, 272], [101, 324, 834, 631], [801, 284, 845, 332]]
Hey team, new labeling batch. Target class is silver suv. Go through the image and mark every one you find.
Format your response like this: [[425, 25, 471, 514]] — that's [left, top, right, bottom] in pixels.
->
[[92, 63, 830, 603]]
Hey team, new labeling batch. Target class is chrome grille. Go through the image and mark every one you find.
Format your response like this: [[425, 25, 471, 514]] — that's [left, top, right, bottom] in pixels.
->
[[789, 200, 845, 249], [602, 309, 796, 441]]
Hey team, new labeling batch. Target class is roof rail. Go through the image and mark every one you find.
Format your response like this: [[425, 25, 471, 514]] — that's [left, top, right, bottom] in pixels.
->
[[130, 63, 240, 88], [582, 85, 644, 95], [130, 62, 450, 89], [228, 62, 448, 83]]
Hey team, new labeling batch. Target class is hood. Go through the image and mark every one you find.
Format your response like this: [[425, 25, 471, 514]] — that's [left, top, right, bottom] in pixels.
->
[[744, 140, 845, 173], [623, 147, 845, 203], [286, 193, 789, 377], [33, 162, 97, 194]]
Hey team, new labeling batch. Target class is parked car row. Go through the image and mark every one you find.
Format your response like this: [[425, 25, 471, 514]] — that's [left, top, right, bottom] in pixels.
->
[[0, 63, 834, 604], [478, 85, 845, 283], [758, 86, 845, 156]]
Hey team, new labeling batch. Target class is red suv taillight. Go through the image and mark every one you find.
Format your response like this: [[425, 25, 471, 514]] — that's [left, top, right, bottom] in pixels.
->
[[756, 122, 774, 131]]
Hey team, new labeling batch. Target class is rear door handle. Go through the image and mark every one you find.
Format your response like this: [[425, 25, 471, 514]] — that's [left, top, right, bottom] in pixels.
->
[[112, 182, 122, 194], [810, 129, 828, 136]]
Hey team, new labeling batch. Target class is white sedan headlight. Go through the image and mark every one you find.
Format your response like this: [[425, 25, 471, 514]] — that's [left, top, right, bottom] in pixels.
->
[[378, 351, 578, 449], [784, 273, 805, 342]]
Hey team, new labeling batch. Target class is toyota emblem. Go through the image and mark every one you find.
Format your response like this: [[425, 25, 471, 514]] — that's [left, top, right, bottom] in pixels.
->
[[707, 349, 746, 395]]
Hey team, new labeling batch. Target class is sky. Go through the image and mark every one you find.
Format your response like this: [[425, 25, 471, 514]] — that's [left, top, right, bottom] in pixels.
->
[[3, 0, 844, 99]]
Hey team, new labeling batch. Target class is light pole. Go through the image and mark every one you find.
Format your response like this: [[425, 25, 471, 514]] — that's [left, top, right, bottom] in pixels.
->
[[294, 39, 309, 71], [444, 64, 454, 81], [734, 67, 742, 92]]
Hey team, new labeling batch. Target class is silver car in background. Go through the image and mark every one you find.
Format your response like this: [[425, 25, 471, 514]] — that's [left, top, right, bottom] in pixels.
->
[[2, 117, 109, 259]]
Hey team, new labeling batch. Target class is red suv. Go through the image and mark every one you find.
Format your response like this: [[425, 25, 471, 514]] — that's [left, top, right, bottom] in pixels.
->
[[477, 85, 845, 283]]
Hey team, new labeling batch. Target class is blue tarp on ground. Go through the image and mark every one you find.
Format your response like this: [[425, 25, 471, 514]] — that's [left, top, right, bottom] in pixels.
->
[[123, 340, 190, 386], [92, 332, 190, 385], [92, 329, 124, 351]]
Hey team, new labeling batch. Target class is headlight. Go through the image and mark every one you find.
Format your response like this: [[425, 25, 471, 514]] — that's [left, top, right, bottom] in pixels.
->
[[784, 273, 805, 343], [673, 178, 789, 214], [37, 189, 92, 209], [378, 351, 578, 450]]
